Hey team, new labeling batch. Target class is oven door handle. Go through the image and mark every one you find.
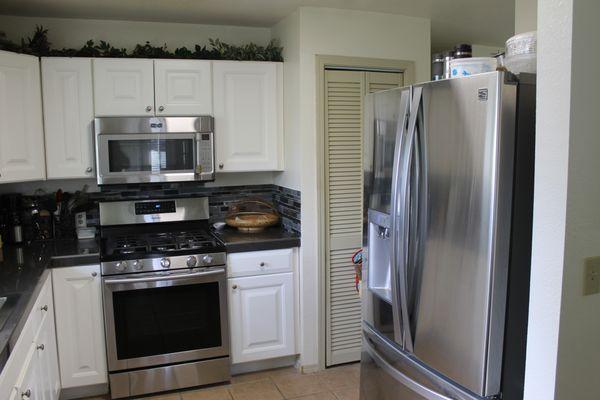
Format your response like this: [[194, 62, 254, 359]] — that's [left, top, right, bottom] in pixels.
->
[[103, 268, 225, 285]]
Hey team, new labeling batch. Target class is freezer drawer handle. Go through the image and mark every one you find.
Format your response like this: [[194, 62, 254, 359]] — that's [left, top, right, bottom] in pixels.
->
[[364, 337, 453, 400]]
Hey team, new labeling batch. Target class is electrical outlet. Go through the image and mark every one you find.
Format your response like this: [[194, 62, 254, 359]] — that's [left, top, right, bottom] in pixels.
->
[[583, 257, 600, 295]]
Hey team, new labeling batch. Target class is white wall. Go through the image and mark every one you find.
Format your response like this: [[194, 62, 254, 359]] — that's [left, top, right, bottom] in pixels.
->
[[524, 0, 600, 399], [0, 15, 272, 50], [271, 6, 430, 369], [554, 0, 600, 398], [515, 0, 538, 34]]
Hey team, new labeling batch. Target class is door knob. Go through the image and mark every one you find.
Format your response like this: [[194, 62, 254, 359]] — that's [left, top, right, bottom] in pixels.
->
[[158, 106, 165, 112], [85, 167, 92, 173], [22, 389, 31, 399], [36, 343, 45, 351], [232, 284, 238, 290], [92, 272, 97, 277], [145, 106, 152, 112], [219, 163, 224, 169], [40, 305, 48, 312]]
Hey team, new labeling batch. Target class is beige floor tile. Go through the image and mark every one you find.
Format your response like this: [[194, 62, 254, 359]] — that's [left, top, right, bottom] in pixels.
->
[[317, 364, 360, 391], [181, 386, 232, 400], [143, 394, 182, 400], [266, 367, 299, 379], [231, 370, 273, 384], [230, 379, 283, 400], [272, 372, 326, 399], [290, 392, 337, 400], [331, 386, 359, 400]]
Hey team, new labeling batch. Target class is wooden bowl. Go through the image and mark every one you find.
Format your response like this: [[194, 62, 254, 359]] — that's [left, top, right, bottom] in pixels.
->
[[225, 199, 280, 232]]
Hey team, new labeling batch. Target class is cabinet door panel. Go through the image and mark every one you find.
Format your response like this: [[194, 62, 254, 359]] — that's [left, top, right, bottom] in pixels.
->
[[35, 308, 60, 400], [229, 272, 294, 363], [52, 265, 107, 388], [93, 59, 154, 116], [0, 50, 46, 183], [42, 58, 95, 179], [15, 345, 41, 400], [213, 61, 282, 172], [154, 60, 212, 116]]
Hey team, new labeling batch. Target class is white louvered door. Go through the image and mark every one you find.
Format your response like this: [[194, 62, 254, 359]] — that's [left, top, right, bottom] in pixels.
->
[[325, 69, 403, 366]]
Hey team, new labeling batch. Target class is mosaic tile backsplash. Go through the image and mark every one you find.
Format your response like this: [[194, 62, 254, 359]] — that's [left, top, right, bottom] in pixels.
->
[[85, 183, 301, 234]]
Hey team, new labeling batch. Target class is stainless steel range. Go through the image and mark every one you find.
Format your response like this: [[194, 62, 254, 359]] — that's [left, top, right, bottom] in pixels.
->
[[98, 197, 230, 399]]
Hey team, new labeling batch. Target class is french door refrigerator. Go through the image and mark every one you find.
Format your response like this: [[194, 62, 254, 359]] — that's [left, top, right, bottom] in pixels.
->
[[360, 72, 535, 400]]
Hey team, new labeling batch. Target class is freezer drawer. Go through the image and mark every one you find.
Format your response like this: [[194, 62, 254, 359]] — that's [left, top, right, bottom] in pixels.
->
[[360, 324, 482, 400]]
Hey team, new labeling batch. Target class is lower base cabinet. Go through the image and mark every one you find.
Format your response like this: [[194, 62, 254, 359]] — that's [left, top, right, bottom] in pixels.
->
[[0, 274, 60, 400], [52, 265, 108, 389], [228, 248, 297, 364]]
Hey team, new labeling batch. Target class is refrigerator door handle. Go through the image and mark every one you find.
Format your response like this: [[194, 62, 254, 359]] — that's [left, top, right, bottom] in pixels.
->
[[390, 89, 411, 345], [396, 86, 422, 352], [364, 335, 453, 400]]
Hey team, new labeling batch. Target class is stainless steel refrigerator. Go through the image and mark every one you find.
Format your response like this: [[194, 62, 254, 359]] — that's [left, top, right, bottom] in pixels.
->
[[360, 72, 535, 400]]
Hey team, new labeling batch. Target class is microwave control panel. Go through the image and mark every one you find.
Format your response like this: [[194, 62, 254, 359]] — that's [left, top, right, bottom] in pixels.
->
[[196, 132, 215, 174]]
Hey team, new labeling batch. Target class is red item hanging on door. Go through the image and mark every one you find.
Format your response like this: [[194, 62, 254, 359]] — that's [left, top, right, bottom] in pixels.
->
[[351, 249, 362, 292]]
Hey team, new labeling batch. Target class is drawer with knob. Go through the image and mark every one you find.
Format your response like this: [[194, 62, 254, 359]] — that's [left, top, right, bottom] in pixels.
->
[[227, 248, 294, 278]]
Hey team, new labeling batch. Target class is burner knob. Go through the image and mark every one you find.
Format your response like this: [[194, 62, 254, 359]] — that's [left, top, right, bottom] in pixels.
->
[[132, 260, 143, 270], [202, 255, 214, 265], [186, 256, 197, 267], [115, 261, 128, 271], [160, 258, 171, 268]]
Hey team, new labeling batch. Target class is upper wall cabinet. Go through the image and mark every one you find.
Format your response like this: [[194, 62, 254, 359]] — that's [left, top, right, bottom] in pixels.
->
[[213, 61, 283, 172], [93, 59, 155, 116], [0, 51, 46, 183], [42, 57, 95, 179], [154, 60, 212, 116]]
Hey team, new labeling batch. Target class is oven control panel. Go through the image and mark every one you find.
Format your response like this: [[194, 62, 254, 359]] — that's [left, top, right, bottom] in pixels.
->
[[135, 201, 176, 215]]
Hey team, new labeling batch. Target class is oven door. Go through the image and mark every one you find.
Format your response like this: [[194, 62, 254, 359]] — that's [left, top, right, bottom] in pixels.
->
[[102, 267, 229, 372], [96, 132, 202, 184]]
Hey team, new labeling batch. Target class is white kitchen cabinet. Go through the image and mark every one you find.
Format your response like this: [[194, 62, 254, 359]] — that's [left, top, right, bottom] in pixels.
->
[[229, 272, 295, 364], [42, 58, 95, 179], [93, 59, 155, 116], [213, 61, 283, 172], [52, 265, 107, 389], [0, 274, 59, 400], [0, 50, 46, 183], [154, 60, 212, 116]]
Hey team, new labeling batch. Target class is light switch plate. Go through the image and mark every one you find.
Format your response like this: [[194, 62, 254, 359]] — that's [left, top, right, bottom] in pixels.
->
[[583, 257, 600, 295]]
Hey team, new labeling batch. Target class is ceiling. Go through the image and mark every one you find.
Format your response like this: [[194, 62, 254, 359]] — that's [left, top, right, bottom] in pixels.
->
[[0, 0, 515, 50]]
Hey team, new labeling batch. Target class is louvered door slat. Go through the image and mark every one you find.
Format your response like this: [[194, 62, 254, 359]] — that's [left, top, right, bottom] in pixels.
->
[[325, 68, 403, 366]]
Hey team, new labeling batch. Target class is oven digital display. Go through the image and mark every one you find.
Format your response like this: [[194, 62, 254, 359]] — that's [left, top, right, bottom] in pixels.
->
[[134, 201, 176, 215]]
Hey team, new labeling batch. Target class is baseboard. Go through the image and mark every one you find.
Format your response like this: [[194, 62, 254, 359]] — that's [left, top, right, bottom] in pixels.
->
[[298, 363, 321, 374], [60, 383, 109, 400], [231, 355, 298, 375]]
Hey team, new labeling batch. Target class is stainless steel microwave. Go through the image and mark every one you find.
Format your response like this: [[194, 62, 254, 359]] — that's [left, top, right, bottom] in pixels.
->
[[94, 116, 215, 185]]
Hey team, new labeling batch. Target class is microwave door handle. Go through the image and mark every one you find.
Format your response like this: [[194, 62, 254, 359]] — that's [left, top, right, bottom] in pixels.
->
[[104, 268, 225, 285]]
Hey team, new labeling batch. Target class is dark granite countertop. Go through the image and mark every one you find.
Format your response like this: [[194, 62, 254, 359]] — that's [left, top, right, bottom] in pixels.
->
[[0, 239, 100, 372], [212, 225, 300, 253]]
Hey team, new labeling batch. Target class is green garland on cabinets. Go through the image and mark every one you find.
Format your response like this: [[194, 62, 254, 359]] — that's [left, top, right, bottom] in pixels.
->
[[0, 26, 283, 61]]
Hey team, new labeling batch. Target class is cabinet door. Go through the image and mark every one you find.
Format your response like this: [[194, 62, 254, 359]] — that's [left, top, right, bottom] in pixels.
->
[[42, 58, 95, 179], [93, 59, 154, 116], [0, 50, 46, 183], [15, 345, 42, 400], [229, 272, 295, 363], [213, 61, 283, 172], [154, 60, 212, 116], [52, 265, 107, 388], [35, 303, 60, 400]]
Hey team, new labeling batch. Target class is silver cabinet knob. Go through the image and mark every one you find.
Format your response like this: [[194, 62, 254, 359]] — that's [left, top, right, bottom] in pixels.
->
[[260, 262, 265, 267], [22, 389, 31, 399], [160, 258, 171, 268], [36, 343, 45, 351], [218, 163, 224, 169], [91, 271, 97, 277], [232, 284, 238, 290], [145, 106, 152, 112], [40, 305, 48, 312], [158, 106, 165, 112], [85, 167, 92, 173]]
